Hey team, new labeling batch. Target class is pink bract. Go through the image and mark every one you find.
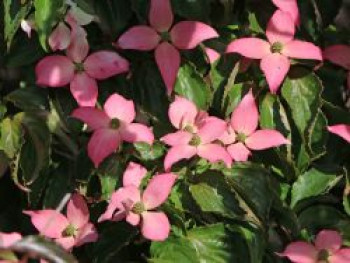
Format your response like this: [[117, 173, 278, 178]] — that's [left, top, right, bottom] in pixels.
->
[[324, 45, 350, 90], [279, 230, 350, 263], [72, 93, 154, 167], [24, 194, 98, 251], [99, 163, 177, 241], [226, 10, 322, 93], [272, 0, 300, 26], [328, 125, 350, 143], [0, 232, 22, 248], [161, 96, 232, 171], [219, 89, 289, 161], [116, 0, 218, 94], [36, 25, 129, 107]]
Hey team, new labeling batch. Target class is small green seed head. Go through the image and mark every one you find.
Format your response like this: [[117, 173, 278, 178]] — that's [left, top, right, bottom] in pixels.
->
[[109, 118, 120, 129], [160, 31, 170, 42], [189, 135, 201, 146], [236, 133, 247, 143], [62, 224, 77, 237], [270, 42, 283, 53], [131, 202, 145, 215], [74, 63, 85, 73], [317, 249, 329, 262], [183, 125, 194, 133]]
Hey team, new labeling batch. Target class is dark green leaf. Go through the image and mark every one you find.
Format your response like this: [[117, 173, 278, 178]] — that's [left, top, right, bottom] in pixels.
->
[[0, 116, 23, 159]]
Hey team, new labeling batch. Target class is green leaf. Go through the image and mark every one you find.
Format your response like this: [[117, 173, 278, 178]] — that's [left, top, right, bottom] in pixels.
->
[[6, 87, 49, 111], [17, 113, 51, 184], [0, 116, 23, 159], [281, 69, 323, 137], [92, 222, 138, 263], [10, 236, 77, 263], [291, 168, 342, 207], [34, 0, 66, 50], [172, 0, 211, 21], [4, 0, 32, 49], [98, 158, 124, 200], [0, 151, 8, 179], [175, 63, 211, 110], [189, 172, 244, 219], [133, 141, 165, 161], [151, 224, 248, 263]]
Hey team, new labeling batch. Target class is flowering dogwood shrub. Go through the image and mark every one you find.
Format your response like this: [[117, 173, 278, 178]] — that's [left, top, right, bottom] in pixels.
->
[[0, 0, 350, 262]]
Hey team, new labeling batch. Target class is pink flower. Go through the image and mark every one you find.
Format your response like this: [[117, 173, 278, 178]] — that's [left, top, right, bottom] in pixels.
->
[[116, 0, 218, 94], [36, 26, 129, 107], [272, 0, 300, 26], [98, 162, 177, 241], [72, 93, 154, 167], [24, 194, 98, 251], [219, 90, 289, 161], [226, 10, 322, 93], [328, 125, 350, 143], [0, 232, 22, 248], [204, 47, 221, 64], [279, 230, 350, 263], [160, 96, 232, 171], [323, 45, 350, 90]]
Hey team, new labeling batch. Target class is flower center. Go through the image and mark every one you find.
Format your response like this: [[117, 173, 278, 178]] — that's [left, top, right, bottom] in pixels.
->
[[62, 224, 77, 237], [270, 42, 283, 53], [74, 62, 85, 73], [236, 133, 247, 143], [183, 125, 194, 133], [109, 118, 120, 129], [189, 134, 201, 146], [131, 202, 145, 215], [160, 31, 170, 42], [317, 249, 329, 261]]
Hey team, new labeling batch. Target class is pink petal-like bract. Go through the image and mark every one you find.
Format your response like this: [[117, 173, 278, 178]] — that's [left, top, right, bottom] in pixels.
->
[[103, 93, 136, 124], [120, 123, 154, 144], [36, 56, 75, 87], [272, 0, 300, 26], [71, 107, 110, 130], [23, 210, 69, 239], [279, 241, 318, 263], [70, 73, 98, 107], [74, 223, 98, 247], [171, 21, 218, 50], [155, 42, 181, 95], [227, 142, 251, 162], [245, 129, 289, 150], [328, 125, 350, 143], [66, 25, 89, 63], [230, 90, 259, 136], [67, 194, 90, 229], [197, 143, 232, 167], [283, 40, 322, 60], [142, 173, 177, 210], [161, 131, 193, 147], [219, 125, 236, 145], [0, 232, 22, 248], [56, 236, 75, 251], [123, 162, 148, 188], [149, 0, 174, 32], [226, 38, 271, 59], [87, 129, 121, 167], [84, 51, 129, 80], [48, 22, 71, 51], [315, 230, 342, 252], [21, 19, 35, 38], [126, 212, 141, 226], [323, 45, 350, 69], [168, 96, 198, 129], [141, 212, 170, 241], [117, 26, 160, 51], [266, 10, 295, 44], [330, 248, 350, 263], [98, 186, 140, 222], [204, 47, 220, 64], [197, 117, 227, 144], [260, 53, 290, 93], [164, 145, 197, 171]]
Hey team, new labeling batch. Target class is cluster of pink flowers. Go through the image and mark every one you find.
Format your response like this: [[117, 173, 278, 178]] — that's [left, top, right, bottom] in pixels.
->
[[279, 230, 350, 262], [24, 0, 350, 250]]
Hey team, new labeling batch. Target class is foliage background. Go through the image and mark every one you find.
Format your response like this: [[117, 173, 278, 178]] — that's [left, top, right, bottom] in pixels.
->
[[0, 0, 350, 262]]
